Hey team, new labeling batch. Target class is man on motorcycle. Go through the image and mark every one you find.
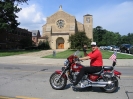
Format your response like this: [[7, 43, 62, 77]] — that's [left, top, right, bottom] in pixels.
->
[[73, 42, 103, 86]]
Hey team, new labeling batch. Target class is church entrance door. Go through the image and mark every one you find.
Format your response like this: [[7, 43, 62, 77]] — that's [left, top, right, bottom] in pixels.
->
[[58, 43, 64, 49], [56, 37, 64, 49]]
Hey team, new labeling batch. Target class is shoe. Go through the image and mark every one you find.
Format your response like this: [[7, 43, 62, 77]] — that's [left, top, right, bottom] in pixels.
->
[[72, 83, 81, 88], [72, 82, 77, 87], [80, 83, 85, 88], [72, 80, 77, 85]]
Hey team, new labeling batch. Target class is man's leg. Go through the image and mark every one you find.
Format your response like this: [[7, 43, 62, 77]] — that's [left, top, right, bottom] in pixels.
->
[[73, 66, 102, 85], [73, 67, 86, 85]]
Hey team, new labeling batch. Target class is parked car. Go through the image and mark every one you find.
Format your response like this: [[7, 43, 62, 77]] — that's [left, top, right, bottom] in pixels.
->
[[106, 46, 112, 50], [110, 45, 115, 50], [120, 44, 131, 53], [99, 46, 108, 50], [129, 45, 133, 54], [99, 46, 105, 50], [112, 46, 120, 52]]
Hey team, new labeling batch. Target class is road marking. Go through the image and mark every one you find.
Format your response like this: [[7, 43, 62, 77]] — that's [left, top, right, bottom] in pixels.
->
[[0, 96, 16, 99], [0, 96, 42, 99], [16, 96, 41, 99]]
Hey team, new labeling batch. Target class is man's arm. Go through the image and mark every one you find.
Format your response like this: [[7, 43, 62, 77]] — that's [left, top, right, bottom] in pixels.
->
[[79, 56, 90, 60]]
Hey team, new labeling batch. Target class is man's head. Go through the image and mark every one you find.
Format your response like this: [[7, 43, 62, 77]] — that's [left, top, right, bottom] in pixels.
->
[[91, 42, 98, 51]]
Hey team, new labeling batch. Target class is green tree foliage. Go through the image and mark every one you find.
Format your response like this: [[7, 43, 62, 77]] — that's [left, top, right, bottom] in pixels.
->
[[93, 26, 133, 46], [121, 33, 133, 45], [127, 33, 133, 45], [38, 40, 50, 50], [0, 0, 29, 31], [19, 37, 32, 49], [69, 31, 91, 49]]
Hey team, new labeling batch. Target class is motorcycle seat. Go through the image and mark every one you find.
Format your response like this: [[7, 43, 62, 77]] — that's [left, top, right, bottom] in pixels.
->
[[103, 66, 113, 70], [92, 70, 103, 75]]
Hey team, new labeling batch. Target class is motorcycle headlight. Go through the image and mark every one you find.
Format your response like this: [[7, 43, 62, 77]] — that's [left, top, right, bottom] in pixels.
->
[[64, 59, 69, 66]]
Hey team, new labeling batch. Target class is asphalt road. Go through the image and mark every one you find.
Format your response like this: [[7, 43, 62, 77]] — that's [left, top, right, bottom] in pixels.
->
[[0, 63, 133, 99]]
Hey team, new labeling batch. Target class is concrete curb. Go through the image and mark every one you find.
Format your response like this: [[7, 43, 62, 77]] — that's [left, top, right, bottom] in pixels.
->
[[0, 56, 133, 67]]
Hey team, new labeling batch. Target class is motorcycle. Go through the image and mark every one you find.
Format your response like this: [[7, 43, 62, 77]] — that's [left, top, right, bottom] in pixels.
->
[[49, 51, 121, 93]]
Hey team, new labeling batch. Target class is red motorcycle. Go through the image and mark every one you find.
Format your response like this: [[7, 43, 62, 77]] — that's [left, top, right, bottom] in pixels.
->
[[49, 51, 121, 93]]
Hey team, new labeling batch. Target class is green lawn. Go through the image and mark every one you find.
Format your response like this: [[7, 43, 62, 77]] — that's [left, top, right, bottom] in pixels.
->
[[43, 50, 133, 59], [0, 49, 133, 59], [0, 50, 41, 57]]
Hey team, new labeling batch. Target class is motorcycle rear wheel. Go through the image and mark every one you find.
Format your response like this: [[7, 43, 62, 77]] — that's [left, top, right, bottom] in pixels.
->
[[100, 77, 118, 93], [49, 72, 67, 90]]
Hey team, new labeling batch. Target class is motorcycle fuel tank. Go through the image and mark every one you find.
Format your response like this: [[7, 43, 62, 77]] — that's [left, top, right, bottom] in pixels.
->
[[71, 63, 84, 72]]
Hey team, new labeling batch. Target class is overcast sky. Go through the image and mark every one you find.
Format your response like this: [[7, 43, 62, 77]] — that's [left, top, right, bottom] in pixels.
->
[[17, 0, 133, 36]]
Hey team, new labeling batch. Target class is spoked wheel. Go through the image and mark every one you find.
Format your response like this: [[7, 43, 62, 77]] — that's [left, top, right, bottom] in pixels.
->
[[49, 72, 67, 90], [100, 77, 118, 93]]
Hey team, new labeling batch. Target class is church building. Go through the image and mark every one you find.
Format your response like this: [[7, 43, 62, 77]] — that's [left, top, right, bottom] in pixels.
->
[[42, 6, 93, 49]]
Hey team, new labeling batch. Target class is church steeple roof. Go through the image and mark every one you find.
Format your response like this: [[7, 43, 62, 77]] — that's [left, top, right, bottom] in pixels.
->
[[59, 5, 63, 11], [84, 14, 92, 16]]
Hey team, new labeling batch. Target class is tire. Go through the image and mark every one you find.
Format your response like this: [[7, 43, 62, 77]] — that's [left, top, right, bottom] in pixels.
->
[[100, 77, 118, 93], [49, 72, 67, 90]]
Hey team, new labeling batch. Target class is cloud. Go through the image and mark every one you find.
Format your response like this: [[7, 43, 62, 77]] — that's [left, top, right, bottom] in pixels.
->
[[17, 4, 46, 35], [16, 1, 133, 36], [93, 1, 133, 35], [76, 1, 133, 35]]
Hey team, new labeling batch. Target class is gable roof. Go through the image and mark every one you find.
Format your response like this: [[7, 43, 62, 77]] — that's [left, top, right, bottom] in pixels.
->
[[48, 6, 75, 19], [31, 30, 40, 36]]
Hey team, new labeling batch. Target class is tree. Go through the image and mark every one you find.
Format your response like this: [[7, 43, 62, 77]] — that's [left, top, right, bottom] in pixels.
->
[[19, 37, 32, 49], [93, 26, 123, 46], [93, 26, 106, 46], [0, 0, 29, 31], [38, 40, 50, 50], [127, 33, 133, 45], [93, 26, 133, 46], [69, 31, 91, 49]]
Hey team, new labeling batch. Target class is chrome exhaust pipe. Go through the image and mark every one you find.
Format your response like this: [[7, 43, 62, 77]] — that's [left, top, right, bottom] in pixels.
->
[[91, 84, 106, 87], [82, 84, 106, 88], [87, 79, 112, 85], [74, 80, 112, 88], [84, 80, 112, 88]]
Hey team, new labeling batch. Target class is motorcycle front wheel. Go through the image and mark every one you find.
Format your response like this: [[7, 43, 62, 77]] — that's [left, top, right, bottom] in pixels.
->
[[49, 72, 67, 90], [100, 77, 118, 93]]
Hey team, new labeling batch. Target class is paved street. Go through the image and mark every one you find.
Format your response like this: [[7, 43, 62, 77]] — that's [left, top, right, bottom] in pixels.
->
[[0, 50, 133, 99], [0, 63, 133, 99]]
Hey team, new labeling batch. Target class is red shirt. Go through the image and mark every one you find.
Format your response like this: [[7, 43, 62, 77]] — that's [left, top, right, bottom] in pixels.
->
[[88, 49, 103, 67]]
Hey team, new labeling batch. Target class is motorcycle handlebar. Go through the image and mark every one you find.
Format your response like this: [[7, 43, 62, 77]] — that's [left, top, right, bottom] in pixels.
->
[[75, 57, 83, 62]]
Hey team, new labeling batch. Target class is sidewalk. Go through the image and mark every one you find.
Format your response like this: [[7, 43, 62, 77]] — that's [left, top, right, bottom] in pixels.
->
[[0, 55, 133, 67]]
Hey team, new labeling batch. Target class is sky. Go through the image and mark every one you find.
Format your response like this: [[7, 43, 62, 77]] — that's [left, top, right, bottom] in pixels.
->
[[17, 0, 133, 36]]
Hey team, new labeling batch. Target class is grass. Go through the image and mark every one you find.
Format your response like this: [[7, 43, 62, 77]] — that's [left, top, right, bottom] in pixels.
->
[[0, 50, 41, 57], [101, 50, 133, 59], [43, 49, 133, 59], [0, 49, 132, 59], [43, 50, 83, 58]]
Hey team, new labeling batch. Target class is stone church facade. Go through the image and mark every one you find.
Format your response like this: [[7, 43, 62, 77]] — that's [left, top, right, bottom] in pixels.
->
[[42, 6, 93, 49]]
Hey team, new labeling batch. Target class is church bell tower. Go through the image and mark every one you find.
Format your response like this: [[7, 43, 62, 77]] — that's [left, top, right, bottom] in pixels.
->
[[83, 14, 93, 41]]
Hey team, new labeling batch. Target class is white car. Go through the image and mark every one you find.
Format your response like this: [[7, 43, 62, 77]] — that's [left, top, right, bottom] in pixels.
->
[[112, 46, 120, 51]]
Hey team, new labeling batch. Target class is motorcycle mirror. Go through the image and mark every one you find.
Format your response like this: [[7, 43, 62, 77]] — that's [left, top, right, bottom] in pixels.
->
[[74, 50, 80, 56]]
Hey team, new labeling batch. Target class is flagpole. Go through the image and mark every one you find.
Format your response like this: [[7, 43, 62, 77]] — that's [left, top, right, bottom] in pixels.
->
[[109, 50, 117, 66]]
